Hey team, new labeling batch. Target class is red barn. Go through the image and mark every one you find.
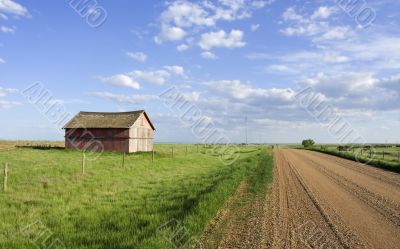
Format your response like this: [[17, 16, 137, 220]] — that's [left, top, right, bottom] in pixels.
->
[[63, 110, 155, 153]]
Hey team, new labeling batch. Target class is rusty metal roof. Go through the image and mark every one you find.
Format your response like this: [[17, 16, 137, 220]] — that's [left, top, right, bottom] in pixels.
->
[[63, 110, 155, 130]]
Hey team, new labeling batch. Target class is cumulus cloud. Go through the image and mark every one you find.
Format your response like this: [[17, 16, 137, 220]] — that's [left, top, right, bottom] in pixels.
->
[[0, 0, 28, 16], [0, 87, 20, 109], [319, 26, 350, 40], [199, 29, 246, 50], [311, 6, 335, 19], [0, 87, 17, 97], [129, 70, 170, 86], [100, 74, 141, 90], [101, 65, 187, 88], [247, 50, 350, 75], [206, 80, 295, 104], [126, 52, 147, 62], [280, 6, 352, 42], [299, 72, 400, 111], [201, 51, 218, 59], [177, 44, 189, 52], [300, 72, 376, 98], [157, 25, 187, 42], [1, 25, 15, 34], [155, 0, 271, 44], [164, 65, 186, 76]]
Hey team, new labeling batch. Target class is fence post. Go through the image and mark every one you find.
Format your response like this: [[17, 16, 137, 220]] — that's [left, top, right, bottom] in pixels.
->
[[152, 150, 155, 162], [3, 163, 8, 192], [82, 153, 86, 175], [122, 152, 126, 168], [186, 146, 188, 156]]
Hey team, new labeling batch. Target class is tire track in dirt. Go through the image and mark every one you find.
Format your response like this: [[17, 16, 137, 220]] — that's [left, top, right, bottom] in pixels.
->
[[289, 150, 400, 227], [269, 149, 400, 249], [306, 150, 400, 189], [267, 149, 353, 249]]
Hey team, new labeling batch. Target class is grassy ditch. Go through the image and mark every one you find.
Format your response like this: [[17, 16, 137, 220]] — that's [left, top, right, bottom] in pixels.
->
[[0, 144, 269, 249]]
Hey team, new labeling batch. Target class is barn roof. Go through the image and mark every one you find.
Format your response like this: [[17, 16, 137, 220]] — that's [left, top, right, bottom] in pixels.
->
[[63, 110, 155, 130]]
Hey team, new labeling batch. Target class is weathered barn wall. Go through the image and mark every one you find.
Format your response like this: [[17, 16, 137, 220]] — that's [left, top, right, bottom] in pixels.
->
[[64, 111, 155, 153], [65, 128, 130, 153], [129, 113, 154, 152]]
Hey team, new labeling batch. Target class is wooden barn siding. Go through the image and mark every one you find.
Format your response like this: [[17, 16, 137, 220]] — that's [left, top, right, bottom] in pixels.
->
[[65, 116, 154, 153], [65, 128, 130, 153], [128, 114, 154, 152]]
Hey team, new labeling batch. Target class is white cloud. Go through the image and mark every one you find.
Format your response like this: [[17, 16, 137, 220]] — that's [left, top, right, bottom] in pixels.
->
[[156, 0, 271, 44], [1, 25, 15, 34], [100, 74, 140, 90], [282, 7, 303, 21], [0, 87, 20, 109], [129, 70, 170, 86], [0, 13, 7, 19], [299, 72, 400, 111], [264, 64, 297, 73], [199, 29, 246, 50], [0, 87, 17, 97], [101, 65, 187, 88], [161, 1, 215, 28], [0, 99, 20, 109], [252, 0, 274, 9], [320, 26, 350, 40], [302, 72, 375, 94], [281, 6, 352, 42], [164, 65, 186, 76], [0, 57, 5, 64], [159, 25, 187, 41], [206, 80, 295, 103], [311, 6, 335, 19], [0, 0, 28, 16], [248, 51, 349, 64], [251, 24, 260, 32], [201, 51, 218, 60], [126, 52, 148, 62], [89, 92, 157, 104], [177, 44, 189, 52]]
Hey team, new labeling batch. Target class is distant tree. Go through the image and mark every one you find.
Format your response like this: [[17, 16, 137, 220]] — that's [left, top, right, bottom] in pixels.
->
[[302, 139, 315, 148]]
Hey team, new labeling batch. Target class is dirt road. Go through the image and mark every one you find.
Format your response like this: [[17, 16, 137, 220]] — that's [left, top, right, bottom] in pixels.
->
[[268, 149, 400, 249]]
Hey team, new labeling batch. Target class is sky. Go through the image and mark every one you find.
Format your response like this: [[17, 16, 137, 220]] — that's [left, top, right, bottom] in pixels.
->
[[0, 0, 399, 144]]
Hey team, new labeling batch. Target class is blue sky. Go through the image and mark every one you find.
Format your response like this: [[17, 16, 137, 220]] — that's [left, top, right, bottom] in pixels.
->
[[0, 0, 399, 144]]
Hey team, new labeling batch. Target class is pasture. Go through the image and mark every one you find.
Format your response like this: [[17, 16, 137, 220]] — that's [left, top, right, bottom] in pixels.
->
[[309, 144, 400, 172], [0, 143, 272, 249]]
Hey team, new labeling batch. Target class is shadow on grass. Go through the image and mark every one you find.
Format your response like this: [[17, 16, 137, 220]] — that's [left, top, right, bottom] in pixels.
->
[[16, 145, 65, 150]]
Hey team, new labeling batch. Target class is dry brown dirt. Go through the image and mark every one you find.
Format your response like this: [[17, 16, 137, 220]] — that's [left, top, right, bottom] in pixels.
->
[[267, 149, 400, 249], [198, 149, 400, 249]]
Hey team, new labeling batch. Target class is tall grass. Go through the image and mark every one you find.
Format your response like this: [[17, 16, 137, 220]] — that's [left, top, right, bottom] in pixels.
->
[[0, 145, 271, 248]]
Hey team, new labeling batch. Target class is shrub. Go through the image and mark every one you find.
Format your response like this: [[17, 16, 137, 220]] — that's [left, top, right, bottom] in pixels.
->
[[302, 139, 315, 148]]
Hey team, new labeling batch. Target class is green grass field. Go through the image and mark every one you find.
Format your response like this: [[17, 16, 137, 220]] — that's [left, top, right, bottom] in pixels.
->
[[0, 144, 273, 249], [308, 145, 400, 172]]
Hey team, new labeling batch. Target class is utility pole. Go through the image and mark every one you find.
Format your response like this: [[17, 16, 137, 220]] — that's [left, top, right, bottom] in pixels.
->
[[245, 116, 248, 145]]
